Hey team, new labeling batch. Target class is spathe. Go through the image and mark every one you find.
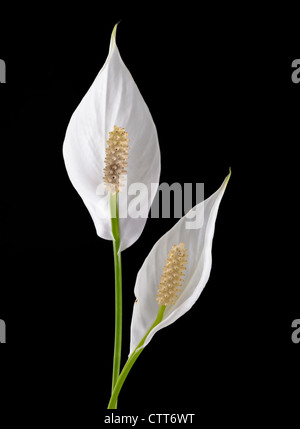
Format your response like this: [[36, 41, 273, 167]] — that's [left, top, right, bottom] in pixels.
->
[[129, 171, 231, 354], [63, 24, 160, 251]]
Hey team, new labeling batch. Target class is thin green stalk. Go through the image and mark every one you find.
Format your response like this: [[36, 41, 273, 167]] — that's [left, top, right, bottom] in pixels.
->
[[110, 192, 122, 397], [107, 305, 166, 409]]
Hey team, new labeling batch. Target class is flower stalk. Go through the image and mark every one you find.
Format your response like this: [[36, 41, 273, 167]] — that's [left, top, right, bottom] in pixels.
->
[[110, 191, 122, 397], [108, 243, 188, 408], [107, 305, 166, 409]]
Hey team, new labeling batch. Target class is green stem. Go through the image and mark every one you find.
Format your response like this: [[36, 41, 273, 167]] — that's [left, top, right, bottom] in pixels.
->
[[110, 192, 122, 398], [107, 305, 166, 409]]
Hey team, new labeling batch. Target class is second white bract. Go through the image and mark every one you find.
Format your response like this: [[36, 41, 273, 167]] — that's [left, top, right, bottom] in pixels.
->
[[129, 172, 231, 354], [63, 25, 160, 252]]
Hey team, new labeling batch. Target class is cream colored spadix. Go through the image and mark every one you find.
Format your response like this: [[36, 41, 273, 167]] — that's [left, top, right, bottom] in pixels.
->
[[62, 24, 160, 251], [129, 171, 231, 355], [103, 125, 129, 193], [156, 243, 188, 306]]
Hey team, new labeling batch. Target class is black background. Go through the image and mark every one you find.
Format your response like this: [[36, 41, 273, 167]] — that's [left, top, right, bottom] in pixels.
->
[[0, 3, 299, 424]]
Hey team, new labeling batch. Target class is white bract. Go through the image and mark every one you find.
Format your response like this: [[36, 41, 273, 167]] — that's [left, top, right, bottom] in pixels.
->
[[63, 24, 160, 252], [129, 172, 230, 354]]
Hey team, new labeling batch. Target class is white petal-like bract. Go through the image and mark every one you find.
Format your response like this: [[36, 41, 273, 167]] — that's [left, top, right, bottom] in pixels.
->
[[63, 25, 160, 251], [129, 172, 230, 354]]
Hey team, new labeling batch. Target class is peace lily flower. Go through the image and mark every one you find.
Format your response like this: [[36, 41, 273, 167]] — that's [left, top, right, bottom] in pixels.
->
[[62, 24, 160, 252], [62, 23, 160, 400], [108, 171, 231, 409]]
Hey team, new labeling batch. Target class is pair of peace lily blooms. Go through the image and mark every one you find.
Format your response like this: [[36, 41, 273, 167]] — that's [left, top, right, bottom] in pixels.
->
[[63, 24, 231, 409]]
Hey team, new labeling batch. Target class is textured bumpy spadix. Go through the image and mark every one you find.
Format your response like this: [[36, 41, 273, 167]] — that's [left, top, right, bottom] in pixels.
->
[[103, 125, 129, 193], [156, 243, 187, 306]]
